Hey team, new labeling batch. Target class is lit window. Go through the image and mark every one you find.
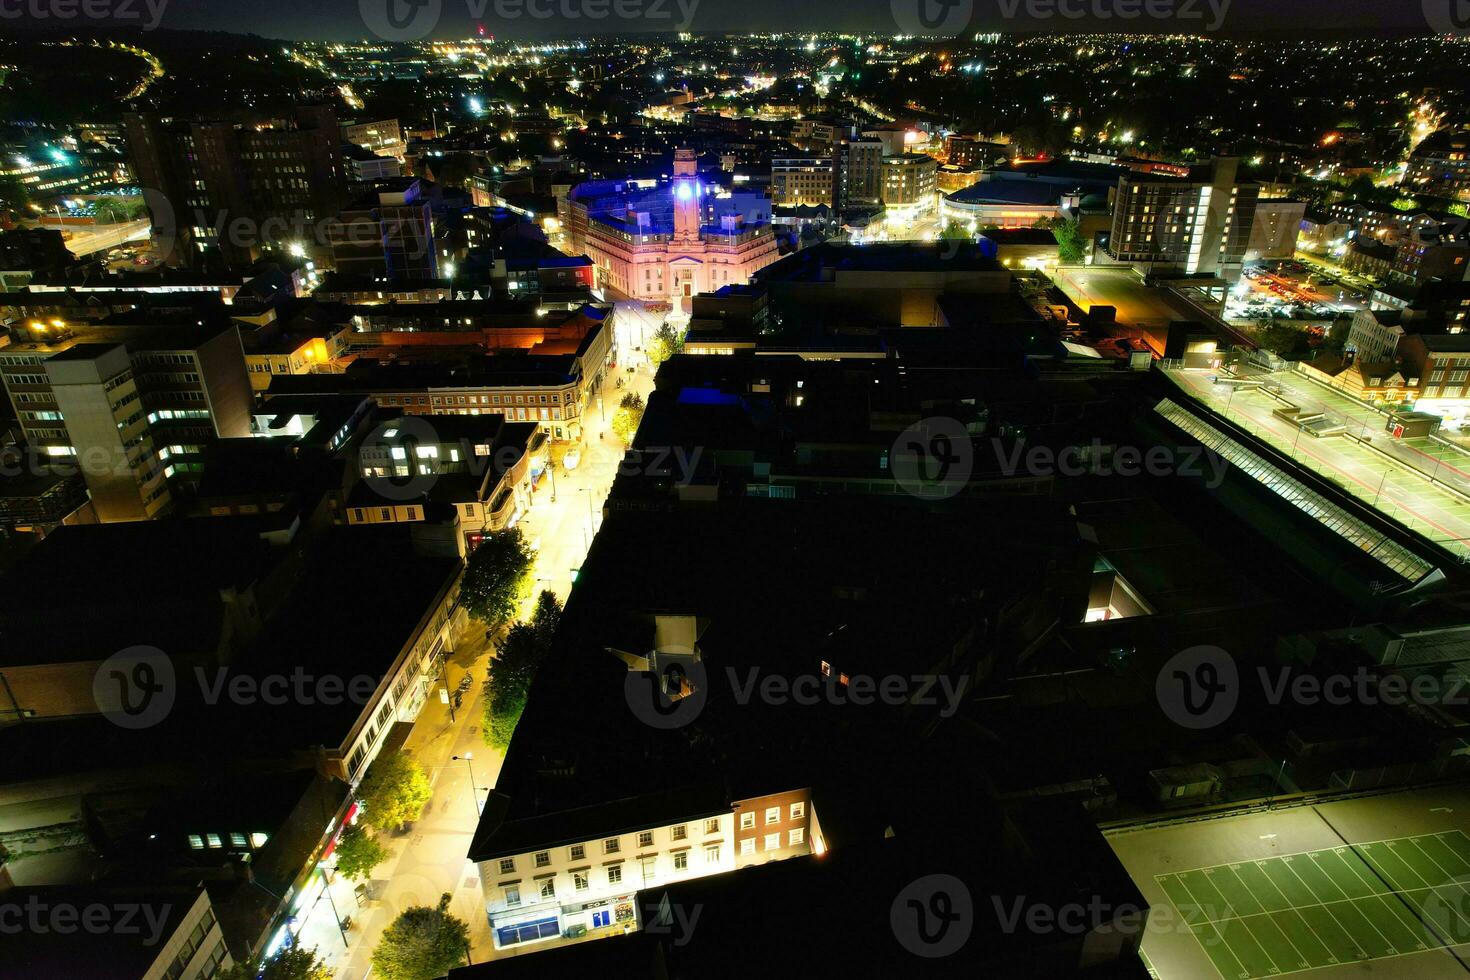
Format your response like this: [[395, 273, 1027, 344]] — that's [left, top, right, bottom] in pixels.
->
[[206, 834, 222, 848], [539, 878, 555, 899], [704, 818, 719, 835], [569, 845, 585, 861], [188, 835, 204, 850], [790, 802, 805, 821], [765, 807, 780, 825], [740, 812, 755, 830], [789, 827, 806, 846], [607, 865, 623, 885], [603, 837, 620, 854], [673, 851, 688, 871], [739, 838, 755, 856], [705, 844, 721, 863], [764, 833, 780, 851], [534, 851, 550, 868], [638, 831, 653, 848], [504, 885, 520, 906], [574, 872, 589, 892], [671, 825, 687, 841]]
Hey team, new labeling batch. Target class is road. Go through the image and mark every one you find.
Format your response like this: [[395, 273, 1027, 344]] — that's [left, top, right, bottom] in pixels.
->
[[1166, 368, 1470, 561], [313, 332, 658, 978], [46, 219, 151, 258]]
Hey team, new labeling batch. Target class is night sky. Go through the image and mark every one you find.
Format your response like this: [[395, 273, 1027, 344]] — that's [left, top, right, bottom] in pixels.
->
[[42, 0, 1456, 42]]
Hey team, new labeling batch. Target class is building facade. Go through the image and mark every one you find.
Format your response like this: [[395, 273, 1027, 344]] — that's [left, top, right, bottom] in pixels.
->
[[580, 150, 779, 303], [0, 323, 253, 522], [770, 158, 834, 208], [1403, 129, 1470, 204], [1104, 157, 1259, 281], [880, 154, 938, 217]]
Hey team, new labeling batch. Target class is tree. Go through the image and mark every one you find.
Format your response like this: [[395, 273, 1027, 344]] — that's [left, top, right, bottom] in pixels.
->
[[611, 392, 645, 445], [218, 946, 332, 980], [483, 592, 562, 750], [940, 220, 973, 241], [333, 821, 389, 882], [357, 750, 432, 834], [371, 893, 470, 980], [459, 527, 534, 630], [1042, 216, 1087, 265], [646, 321, 684, 366]]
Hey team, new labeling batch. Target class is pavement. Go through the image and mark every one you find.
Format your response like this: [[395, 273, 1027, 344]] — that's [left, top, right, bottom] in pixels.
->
[[1165, 368, 1470, 562], [308, 328, 659, 978]]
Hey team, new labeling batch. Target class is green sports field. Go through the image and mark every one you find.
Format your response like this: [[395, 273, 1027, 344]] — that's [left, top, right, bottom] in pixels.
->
[[1156, 831, 1470, 978]]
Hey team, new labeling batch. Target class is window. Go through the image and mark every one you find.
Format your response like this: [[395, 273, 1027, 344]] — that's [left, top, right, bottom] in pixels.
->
[[534, 851, 550, 868], [188, 835, 204, 850], [539, 878, 555, 899], [740, 838, 755, 856], [790, 802, 805, 821], [638, 831, 654, 848], [705, 844, 721, 863], [740, 812, 755, 830], [765, 807, 780, 825], [673, 851, 688, 871], [498, 858, 515, 875], [206, 834, 222, 848], [574, 871, 589, 892], [569, 844, 585, 861], [504, 885, 520, 906], [765, 833, 780, 851], [671, 824, 687, 841], [603, 837, 620, 854], [230, 833, 248, 848], [789, 828, 806, 846], [607, 865, 623, 885], [704, 818, 719, 835]]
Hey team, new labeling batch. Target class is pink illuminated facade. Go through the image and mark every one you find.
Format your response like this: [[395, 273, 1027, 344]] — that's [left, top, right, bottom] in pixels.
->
[[580, 150, 780, 302]]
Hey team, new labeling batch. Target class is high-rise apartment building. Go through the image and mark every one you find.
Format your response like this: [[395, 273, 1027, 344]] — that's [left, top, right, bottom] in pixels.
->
[[1104, 157, 1259, 281], [831, 136, 884, 209], [327, 180, 438, 281], [124, 107, 348, 269], [1402, 129, 1470, 204], [880, 154, 938, 216], [770, 158, 834, 208], [0, 321, 253, 522]]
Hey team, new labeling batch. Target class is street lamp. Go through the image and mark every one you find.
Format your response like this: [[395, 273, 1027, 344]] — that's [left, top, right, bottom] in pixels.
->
[[452, 754, 483, 816]]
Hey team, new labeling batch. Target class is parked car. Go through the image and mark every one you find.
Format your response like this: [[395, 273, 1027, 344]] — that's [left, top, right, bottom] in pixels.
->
[[563, 449, 581, 471]]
